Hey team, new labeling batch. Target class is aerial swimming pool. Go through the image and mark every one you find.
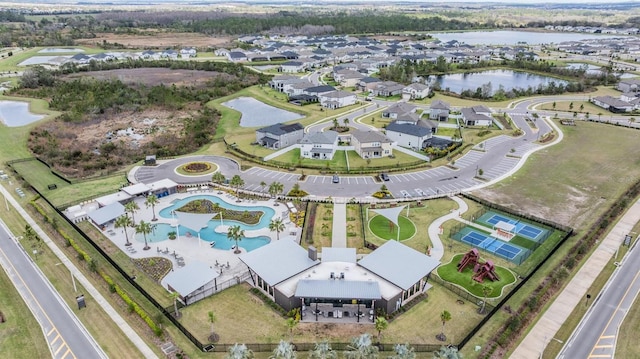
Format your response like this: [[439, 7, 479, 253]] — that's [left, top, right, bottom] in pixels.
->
[[137, 195, 276, 252]]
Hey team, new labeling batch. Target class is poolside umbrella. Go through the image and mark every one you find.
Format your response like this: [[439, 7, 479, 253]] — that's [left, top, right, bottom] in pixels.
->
[[370, 205, 406, 241], [174, 211, 217, 245]]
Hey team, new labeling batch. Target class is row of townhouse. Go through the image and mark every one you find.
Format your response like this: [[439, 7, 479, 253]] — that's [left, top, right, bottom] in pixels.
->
[[48, 48, 198, 67]]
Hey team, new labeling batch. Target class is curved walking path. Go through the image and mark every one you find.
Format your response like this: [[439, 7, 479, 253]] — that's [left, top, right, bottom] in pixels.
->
[[0, 185, 158, 359], [428, 196, 469, 261]]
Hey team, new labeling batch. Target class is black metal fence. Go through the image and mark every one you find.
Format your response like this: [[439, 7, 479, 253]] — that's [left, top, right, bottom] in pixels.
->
[[208, 342, 444, 353]]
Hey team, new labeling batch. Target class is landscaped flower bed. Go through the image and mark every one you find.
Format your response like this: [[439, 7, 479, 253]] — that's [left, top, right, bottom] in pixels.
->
[[182, 162, 211, 173], [133, 257, 172, 282], [177, 199, 264, 225]]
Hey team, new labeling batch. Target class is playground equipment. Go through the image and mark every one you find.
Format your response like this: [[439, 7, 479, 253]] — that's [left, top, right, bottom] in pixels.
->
[[457, 249, 500, 283], [457, 248, 480, 272], [473, 260, 500, 283]]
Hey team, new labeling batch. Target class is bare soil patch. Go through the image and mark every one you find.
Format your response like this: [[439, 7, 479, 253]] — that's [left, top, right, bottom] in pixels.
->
[[297, 322, 372, 341], [65, 68, 235, 89], [74, 31, 234, 48]]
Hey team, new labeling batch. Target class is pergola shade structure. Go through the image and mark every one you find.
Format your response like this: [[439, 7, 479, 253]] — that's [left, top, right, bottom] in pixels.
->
[[295, 279, 381, 322], [370, 205, 406, 241]]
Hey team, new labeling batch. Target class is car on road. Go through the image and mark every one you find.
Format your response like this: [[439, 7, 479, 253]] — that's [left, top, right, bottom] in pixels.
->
[[332, 174, 340, 183], [380, 173, 390, 181]]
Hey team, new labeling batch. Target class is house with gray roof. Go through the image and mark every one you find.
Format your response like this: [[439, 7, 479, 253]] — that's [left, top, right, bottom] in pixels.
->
[[382, 102, 417, 119], [240, 240, 440, 319], [590, 96, 635, 113], [429, 100, 451, 121], [318, 90, 357, 109], [385, 119, 437, 150], [351, 130, 393, 159], [461, 105, 494, 127], [256, 123, 304, 149], [402, 83, 430, 100], [280, 61, 306, 73], [300, 130, 339, 160]]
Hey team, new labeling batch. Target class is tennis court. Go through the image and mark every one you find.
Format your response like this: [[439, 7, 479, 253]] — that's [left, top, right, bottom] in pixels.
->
[[479, 211, 549, 242], [457, 228, 525, 262]]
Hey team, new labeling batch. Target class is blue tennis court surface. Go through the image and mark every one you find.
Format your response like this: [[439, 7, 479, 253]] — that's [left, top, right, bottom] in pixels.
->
[[460, 231, 523, 261], [481, 212, 549, 242]]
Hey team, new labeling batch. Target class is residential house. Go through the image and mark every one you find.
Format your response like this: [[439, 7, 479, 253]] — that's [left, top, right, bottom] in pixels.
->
[[300, 131, 339, 160], [357, 77, 383, 92], [319, 90, 358, 109], [180, 48, 197, 58], [385, 119, 436, 150], [280, 61, 306, 73], [333, 69, 365, 87], [429, 100, 451, 121], [160, 50, 178, 60], [228, 51, 248, 62], [256, 123, 305, 149], [461, 105, 494, 126], [270, 75, 307, 92], [372, 81, 405, 97], [351, 130, 393, 159], [616, 79, 640, 93], [382, 102, 417, 119], [590, 96, 634, 113], [303, 85, 337, 97], [402, 83, 430, 100]]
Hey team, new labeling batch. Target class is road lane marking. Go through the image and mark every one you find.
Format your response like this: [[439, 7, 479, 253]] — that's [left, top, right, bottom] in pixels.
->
[[588, 270, 640, 357], [594, 345, 613, 348], [0, 245, 75, 359]]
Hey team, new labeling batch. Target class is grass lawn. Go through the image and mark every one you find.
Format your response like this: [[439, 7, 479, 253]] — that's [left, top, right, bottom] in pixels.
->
[[345, 204, 366, 251], [273, 149, 348, 169], [508, 236, 538, 251], [365, 198, 459, 253], [436, 254, 517, 299], [368, 215, 416, 241], [614, 277, 640, 359]]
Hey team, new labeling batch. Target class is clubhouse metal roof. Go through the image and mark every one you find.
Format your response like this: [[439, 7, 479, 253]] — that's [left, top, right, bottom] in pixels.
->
[[239, 239, 318, 286], [294, 279, 381, 300], [358, 240, 440, 290], [88, 202, 125, 226]]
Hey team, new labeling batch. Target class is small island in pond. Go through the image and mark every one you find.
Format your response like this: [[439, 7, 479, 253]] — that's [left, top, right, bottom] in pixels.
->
[[177, 199, 264, 225]]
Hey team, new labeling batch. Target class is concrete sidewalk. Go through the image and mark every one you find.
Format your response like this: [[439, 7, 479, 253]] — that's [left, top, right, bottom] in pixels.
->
[[511, 198, 640, 359], [0, 185, 159, 359], [331, 202, 347, 248], [428, 196, 469, 261]]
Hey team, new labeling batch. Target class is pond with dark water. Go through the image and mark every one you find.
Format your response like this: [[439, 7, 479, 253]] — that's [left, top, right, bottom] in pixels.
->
[[429, 30, 630, 46], [432, 69, 568, 95]]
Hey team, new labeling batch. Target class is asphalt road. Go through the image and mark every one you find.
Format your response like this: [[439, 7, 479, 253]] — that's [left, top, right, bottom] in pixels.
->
[[0, 220, 107, 359], [557, 239, 640, 359]]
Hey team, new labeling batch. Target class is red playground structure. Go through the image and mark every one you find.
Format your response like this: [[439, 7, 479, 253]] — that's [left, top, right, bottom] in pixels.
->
[[457, 248, 500, 283]]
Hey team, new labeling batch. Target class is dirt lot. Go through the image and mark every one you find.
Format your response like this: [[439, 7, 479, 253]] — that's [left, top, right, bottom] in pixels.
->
[[74, 31, 234, 49], [65, 68, 237, 88]]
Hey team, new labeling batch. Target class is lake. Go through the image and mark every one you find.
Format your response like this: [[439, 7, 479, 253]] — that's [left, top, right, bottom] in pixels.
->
[[429, 30, 630, 45], [432, 69, 567, 95], [0, 101, 45, 127], [222, 96, 303, 127], [38, 48, 84, 53], [19, 55, 71, 66]]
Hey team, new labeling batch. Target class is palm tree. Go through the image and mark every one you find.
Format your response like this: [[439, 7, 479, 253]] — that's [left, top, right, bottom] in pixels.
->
[[227, 225, 244, 254], [271, 340, 296, 359], [230, 175, 245, 199], [145, 194, 159, 221], [437, 310, 452, 341], [344, 334, 378, 359], [343, 118, 350, 127], [124, 201, 140, 225], [114, 215, 133, 246], [390, 344, 415, 359], [374, 317, 388, 341], [226, 344, 254, 359], [269, 181, 284, 205], [212, 171, 226, 185], [269, 218, 286, 241], [260, 181, 267, 194], [309, 341, 337, 359], [170, 291, 181, 318], [480, 285, 493, 314], [332, 118, 339, 129], [629, 117, 636, 126], [208, 311, 218, 342], [135, 220, 152, 250], [433, 345, 462, 359]]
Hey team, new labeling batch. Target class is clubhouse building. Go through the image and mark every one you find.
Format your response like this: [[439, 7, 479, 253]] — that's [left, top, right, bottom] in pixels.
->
[[239, 239, 440, 321]]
